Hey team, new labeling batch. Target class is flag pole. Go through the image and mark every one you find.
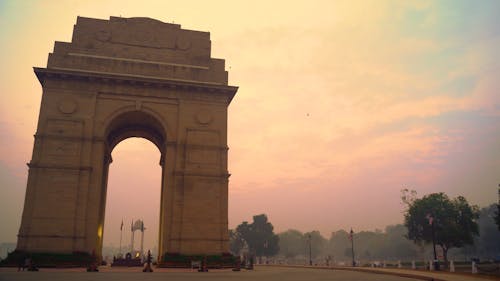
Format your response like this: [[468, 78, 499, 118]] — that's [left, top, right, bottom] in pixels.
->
[[119, 219, 123, 257], [130, 219, 135, 255]]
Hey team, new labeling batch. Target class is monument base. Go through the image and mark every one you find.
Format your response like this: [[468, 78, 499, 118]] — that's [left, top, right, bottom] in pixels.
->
[[0, 250, 93, 268], [157, 252, 239, 268], [111, 257, 143, 267]]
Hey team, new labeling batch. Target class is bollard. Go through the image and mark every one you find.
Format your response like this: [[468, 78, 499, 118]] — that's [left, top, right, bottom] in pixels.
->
[[411, 260, 416, 270], [398, 260, 402, 268], [86, 250, 99, 272], [232, 257, 241, 271], [198, 256, 208, 272], [429, 260, 434, 271], [449, 260, 455, 272], [472, 261, 477, 274]]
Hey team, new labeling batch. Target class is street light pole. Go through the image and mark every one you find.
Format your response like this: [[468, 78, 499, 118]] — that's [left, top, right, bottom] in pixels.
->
[[427, 214, 440, 271], [308, 234, 312, 266], [350, 228, 355, 267]]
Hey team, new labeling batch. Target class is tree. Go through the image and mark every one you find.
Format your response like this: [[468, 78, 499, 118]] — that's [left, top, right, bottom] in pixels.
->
[[476, 204, 500, 257], [496, 187, 500, 231], [304, 231, 327, 260], [229, 229, 246, 256], [496, 203, 500, 231], [327, 230, 350, 259], [381, 225, 418, 259], [235, 214, 279, 258], [459, 204, 500, 259], [278, 229, 304, 258], [403, 192, 480, 265]]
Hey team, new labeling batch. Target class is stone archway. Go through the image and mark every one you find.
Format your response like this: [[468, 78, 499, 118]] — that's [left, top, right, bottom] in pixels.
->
[[98, 110, 167, 259], [15, 16, 238, 263]]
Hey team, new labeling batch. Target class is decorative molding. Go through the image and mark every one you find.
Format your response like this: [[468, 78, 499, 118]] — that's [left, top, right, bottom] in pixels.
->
[[35, 67, 237, 104], [34, 133, 105, 143], [195, 110, 213, 125], [68, 52, 209, 70], [98, 92, 179, 105], [17, 234, 86, 239], [57, 99, 78, 114], [162, 141, 229, 151], [172, 170, 230, 178], [185, 143, 228, 151], [27, 162, 93, 171]]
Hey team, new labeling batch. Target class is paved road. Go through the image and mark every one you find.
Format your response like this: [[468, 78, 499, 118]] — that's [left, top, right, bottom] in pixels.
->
[[0, 266, 420, 281], [349, 266, 497, 281]]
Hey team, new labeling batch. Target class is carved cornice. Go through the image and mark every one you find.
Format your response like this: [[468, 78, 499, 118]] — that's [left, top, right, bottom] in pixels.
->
[[34, 133, 99, 142], [17, 234, 86, 239], [173, 170, 230, 179], [166, 141, 229, 151], [34, 134, 228, 152], [27, 162, 93, 171], [34, 67, 238, 104]]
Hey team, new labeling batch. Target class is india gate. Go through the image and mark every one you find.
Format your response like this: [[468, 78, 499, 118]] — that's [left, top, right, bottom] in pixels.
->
[[15, 16, 238, 264]]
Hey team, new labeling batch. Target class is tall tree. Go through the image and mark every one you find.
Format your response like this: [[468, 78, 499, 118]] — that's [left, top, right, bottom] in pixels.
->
[[327, 227, 421, 261], [403, 192, 480, 265], [476, 204, 500, 257], [278, 229, 304, 258], [382, 225, 418, 259], [229, 229, 246, 256], [328, 230, 350, 259], [496, 204, 500, 231], [235, 214, 279, 258], [459, 204, 500, 259], [496, 189, 500, 231], [304, 231, 327, 259]]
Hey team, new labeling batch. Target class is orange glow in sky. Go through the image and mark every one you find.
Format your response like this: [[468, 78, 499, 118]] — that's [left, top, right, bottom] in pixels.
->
[[0, 1, 499, 251]]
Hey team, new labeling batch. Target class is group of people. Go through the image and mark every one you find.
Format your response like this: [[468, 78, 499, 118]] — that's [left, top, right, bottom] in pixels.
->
[[17, 256, 38, 271]]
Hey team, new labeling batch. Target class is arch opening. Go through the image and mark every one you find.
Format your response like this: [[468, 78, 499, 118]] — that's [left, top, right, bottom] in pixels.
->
[[97, 110, 167, 262], [105, 110, 166, 160], [101, 137, 162, 262]]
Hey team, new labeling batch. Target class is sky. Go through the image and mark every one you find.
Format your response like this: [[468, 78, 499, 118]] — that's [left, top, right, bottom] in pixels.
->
[[0, 0, 499, 252]]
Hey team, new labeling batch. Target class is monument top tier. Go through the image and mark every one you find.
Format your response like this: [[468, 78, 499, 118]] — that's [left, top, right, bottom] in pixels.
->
[[44, 16, 230, 85]]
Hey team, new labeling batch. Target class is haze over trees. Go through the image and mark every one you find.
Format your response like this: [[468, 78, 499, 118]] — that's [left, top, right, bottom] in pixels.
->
[[277, 225, 419, 263], [496, 199, 500, 231], [459, 204, 500, 259], [230, 193, 499, 263]]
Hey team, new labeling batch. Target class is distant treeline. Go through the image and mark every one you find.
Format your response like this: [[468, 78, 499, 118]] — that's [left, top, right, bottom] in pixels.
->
[[278, 204, 499, 262], [230, 204, 500, 262]]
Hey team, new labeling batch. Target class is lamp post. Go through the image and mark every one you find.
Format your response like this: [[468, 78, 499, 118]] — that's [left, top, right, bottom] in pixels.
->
[[264, 240, 268, 264], [426, 214, 440, 271], [308, 234, 312, 266], [350, 228, 355, 267]]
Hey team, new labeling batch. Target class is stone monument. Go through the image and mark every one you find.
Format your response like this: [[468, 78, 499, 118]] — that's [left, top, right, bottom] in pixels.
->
[[14, 16, 238, 266]]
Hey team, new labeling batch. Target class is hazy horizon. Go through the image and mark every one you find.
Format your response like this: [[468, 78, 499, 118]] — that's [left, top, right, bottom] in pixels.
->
[[0, 0, 499, 252]]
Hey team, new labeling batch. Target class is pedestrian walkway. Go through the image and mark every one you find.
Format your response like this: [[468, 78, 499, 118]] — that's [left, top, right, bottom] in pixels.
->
[[347, 266, 498, 281], [271, 265, 499, 281], [0, 265, 430, 281]]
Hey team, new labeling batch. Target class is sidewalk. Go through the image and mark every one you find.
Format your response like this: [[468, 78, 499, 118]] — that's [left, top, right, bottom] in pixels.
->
[[264, 265, 500, 281], [343, 266, 498, 281]]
